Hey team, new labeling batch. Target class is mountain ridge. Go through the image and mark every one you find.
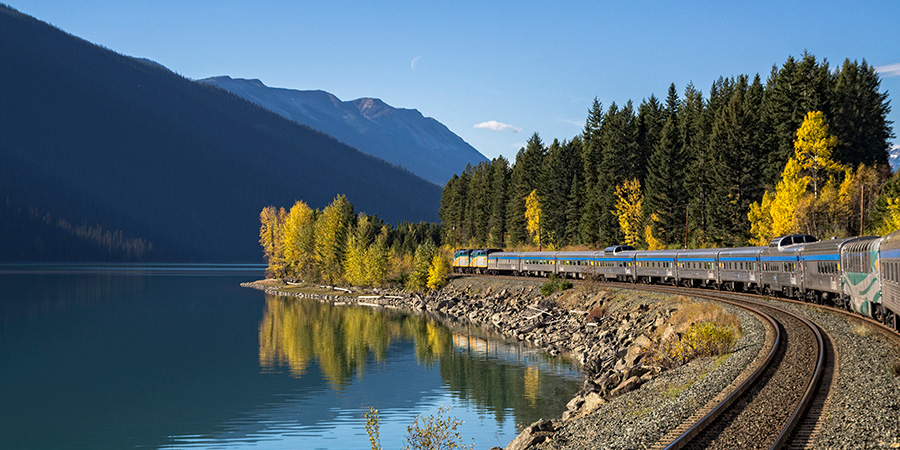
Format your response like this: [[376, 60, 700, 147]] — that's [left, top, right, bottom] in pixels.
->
[[0, 5, 441, 262], [199, 76, 487, 185]]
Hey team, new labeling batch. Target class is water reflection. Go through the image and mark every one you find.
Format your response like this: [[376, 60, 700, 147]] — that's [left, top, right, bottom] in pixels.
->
[[258, 295, 581, 427]]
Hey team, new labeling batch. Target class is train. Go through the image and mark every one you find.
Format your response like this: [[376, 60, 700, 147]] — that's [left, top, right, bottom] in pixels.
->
[[452, 229, 900, 332]]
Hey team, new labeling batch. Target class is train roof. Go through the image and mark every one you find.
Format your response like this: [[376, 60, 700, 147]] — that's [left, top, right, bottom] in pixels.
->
[[604, 245, 636, 255], [769, 234, 818, 248]]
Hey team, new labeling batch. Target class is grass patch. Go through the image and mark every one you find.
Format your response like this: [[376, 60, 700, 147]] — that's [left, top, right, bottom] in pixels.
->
[[663, 380, 695, 399], [647, 297, 742, 369], [850, 322, 874, 337], [540, 274, 573, 297]]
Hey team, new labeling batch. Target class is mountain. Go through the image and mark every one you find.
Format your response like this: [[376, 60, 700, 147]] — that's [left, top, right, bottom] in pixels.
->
[[890, 144, 900, 172], [0, 5, 442, 262], [199, 76, 487, 185]]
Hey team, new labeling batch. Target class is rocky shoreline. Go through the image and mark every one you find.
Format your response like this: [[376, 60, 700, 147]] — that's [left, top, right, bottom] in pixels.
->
[[241, 276, 764, 449]]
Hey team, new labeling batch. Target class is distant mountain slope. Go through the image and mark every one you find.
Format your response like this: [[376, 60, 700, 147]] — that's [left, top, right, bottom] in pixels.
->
[[0, 5, 441, 262], [199, 76, 487, 185], [891, 145, 900, 172]]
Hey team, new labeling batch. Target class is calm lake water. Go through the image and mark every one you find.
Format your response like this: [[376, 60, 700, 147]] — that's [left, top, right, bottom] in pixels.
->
[[0, 265, 580, 449]]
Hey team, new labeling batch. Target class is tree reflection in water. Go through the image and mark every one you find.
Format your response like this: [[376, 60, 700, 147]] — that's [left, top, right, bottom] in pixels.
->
[[258, 295, 580, 427]]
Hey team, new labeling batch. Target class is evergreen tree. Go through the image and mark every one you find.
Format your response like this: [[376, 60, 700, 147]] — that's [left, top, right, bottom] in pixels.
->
[[541, 139, 579, 246], [579, 99, 605, 245], [681, 83, 711, 247], [636, 94, 664, 183], [762, 52, 835, 185], [706, 75, 764, 246], [464, 162, 491, 245], [645, 84, 683, 246], [506, 134, 546, 247], [831, 59, 894, 167], [488, 156, 510, 247]]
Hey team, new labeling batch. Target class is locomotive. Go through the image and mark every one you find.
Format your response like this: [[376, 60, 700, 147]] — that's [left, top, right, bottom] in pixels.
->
[[452, 229, 900, 331]]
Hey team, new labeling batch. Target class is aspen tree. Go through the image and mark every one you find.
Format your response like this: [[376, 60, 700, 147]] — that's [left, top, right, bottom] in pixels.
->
[[613, 178, 645, 247]]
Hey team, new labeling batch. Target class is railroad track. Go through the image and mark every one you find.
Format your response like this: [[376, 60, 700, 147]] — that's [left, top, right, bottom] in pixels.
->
[[622, 285, 827, 450], [458, 275, 830, 449]]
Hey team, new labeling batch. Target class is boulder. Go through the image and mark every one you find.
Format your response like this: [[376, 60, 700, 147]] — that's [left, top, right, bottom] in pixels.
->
[[610, 375, 642, 397], [505, 419, 558, 450]]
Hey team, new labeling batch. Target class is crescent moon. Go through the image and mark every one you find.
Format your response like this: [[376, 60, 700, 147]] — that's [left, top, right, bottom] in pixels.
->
[[411, 56, 422, 71]]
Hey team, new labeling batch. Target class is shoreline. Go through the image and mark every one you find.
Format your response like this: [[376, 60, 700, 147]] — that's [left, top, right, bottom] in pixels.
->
[[241, 276, 764, 449]]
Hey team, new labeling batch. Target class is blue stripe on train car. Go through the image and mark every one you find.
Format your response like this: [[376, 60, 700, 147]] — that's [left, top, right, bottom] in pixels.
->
[[800, 254, 841, 261], [880, 248, 900, 259], [719, 256, 758, 261], [760, 255, 799, 262]]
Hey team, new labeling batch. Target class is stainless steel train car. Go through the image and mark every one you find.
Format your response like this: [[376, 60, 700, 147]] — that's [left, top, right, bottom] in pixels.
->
[[452, 230, 900, 331]]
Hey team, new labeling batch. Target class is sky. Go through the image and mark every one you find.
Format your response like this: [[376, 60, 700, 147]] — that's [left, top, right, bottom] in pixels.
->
[[10, 0, 900, 162]]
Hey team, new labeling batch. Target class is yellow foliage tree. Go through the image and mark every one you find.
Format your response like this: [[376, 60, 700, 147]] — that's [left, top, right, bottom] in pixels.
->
[[365, 232, 389, 287], [315, 195, 353, 285], [259, 206, 287, 278], [426, 253, 451, 291], [524, 189, 542, 248], [644, 213, 665, 250], [749, 153, 811, 245], [876, 198, 900, 235], [794, 111, 842, 198], [343, 232, 369, 287], [613, 178, 645, 247], [283, 200, 317, 281]]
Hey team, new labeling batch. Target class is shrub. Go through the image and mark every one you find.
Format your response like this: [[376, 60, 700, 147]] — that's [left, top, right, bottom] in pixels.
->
[[365, 406, 473, 450], [540, 274, 573, 297], [650, 321, 737, 368]]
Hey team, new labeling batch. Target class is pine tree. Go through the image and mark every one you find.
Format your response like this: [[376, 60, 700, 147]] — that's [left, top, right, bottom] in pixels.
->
[[541, 139, 579, 246], [706, 75, 764, 246], [644, 84, 682, 246], [579, 99, 605, 245], [681, 83, 710, 247], [762, 52, 835, 185], [831, 59, 893, 167], [488, 156, 510, 247], [506, 134, 546, 247]]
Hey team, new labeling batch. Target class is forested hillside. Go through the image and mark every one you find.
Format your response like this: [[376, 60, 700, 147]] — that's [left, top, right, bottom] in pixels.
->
[[0, 5, 441, 262], [440, 54, 895, 250]]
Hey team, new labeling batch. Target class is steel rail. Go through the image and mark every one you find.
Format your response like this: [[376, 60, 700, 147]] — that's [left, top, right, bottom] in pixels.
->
[[602, 282, 827, 450]]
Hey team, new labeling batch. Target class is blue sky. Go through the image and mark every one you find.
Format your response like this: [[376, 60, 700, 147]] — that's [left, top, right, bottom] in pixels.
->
[[11, 0, 900, 162]]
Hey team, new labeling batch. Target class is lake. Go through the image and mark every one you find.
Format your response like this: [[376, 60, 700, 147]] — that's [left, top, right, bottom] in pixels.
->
[[0, 265, 581, 449]]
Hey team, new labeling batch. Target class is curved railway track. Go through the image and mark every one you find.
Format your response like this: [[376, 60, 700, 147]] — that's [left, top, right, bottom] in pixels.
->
[[602, 284, 827, 450], [459, 274, 834, 449]]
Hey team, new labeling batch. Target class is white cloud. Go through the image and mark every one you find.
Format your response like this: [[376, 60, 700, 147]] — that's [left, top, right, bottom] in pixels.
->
[[473, 120, 522, 133], [875, 63, 900, 78]]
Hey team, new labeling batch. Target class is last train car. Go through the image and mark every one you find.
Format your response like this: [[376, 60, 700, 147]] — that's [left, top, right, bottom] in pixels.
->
[[878, 229, 900, 330], [841, 236, 882, 318]]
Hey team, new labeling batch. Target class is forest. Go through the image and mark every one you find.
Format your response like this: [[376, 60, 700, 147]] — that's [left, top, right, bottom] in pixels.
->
[[259, 195, 450, 291], [439, 53, 897, 251]]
